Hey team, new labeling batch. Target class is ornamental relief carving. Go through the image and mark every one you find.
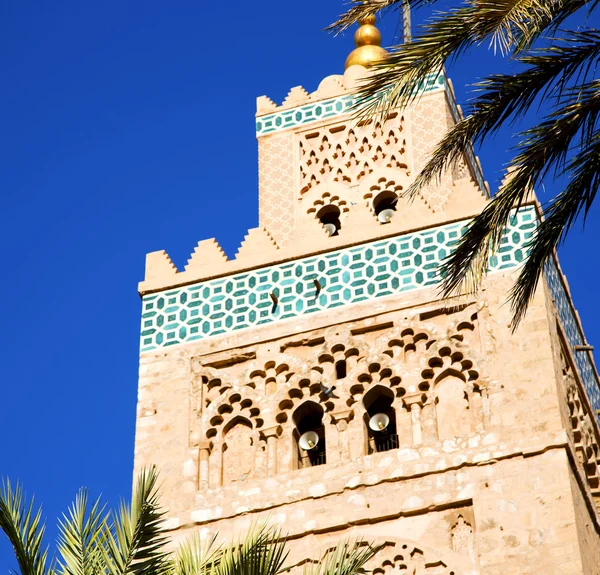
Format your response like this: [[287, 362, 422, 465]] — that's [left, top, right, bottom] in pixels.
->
[[561, 347, 600, 511], [190, 309, 488, 489], [298, 113, 408, 196], [286, 534, 471, 575]]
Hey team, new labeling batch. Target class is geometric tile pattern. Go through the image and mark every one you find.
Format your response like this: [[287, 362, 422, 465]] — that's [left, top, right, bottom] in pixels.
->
[[545, 258, 600, 418], [411, 96, 455, 211], [140, 206, 537, 353], [255, 74, 446, 137], [258, 134, 295, 247]]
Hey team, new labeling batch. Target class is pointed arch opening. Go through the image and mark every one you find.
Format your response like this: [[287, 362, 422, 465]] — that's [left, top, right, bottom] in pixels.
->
[[363, 386, 398, 454], [293, 401, 326, 468]]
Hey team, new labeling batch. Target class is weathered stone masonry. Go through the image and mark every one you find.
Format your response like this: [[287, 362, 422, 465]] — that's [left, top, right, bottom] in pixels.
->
[[134, 44, 600, 575]]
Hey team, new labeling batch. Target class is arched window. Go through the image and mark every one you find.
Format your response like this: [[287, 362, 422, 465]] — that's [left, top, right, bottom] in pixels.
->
[[363, 386, 398, 454], [335, 359, 347, 379], [293, 401, 326, 468], [373, 191, 398, 224], [317, 205, 342, 236]]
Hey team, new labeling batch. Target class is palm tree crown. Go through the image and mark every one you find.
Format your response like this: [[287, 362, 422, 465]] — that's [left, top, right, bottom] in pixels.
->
[[0, 468, 381, 575], [330, 0, 600, 325]]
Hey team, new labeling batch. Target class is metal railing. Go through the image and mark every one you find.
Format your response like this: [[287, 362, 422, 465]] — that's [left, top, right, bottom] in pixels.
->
[[373, 433, 399, 454]]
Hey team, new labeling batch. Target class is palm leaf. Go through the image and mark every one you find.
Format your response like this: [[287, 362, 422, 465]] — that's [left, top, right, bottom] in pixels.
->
[[303, 539, 383, 575], [440, 78, 600, 301], [56, 489, 107, 575], [216, 522, 288, 575], [0, 479, 52, 575], [101, 466, 170, 575], [173, 533, 220, 575]]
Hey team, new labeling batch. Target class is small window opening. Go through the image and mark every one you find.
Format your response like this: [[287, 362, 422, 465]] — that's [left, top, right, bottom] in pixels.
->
[[363, 388, 399, 454], [374, 192, 398, 224], [294, 402, 326, 468], [335, 360, 347, 380], [318, 205, 341, 236]]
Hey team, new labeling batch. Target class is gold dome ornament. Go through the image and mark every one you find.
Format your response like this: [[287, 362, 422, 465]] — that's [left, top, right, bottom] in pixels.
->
[[344, 14, 389, 70]]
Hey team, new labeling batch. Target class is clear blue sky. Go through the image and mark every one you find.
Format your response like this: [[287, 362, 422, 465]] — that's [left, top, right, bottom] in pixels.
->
[[1, 0, 598, 567]]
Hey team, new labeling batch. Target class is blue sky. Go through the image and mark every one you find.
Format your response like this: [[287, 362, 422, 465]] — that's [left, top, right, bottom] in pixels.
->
[[1, 0, 598, 567]]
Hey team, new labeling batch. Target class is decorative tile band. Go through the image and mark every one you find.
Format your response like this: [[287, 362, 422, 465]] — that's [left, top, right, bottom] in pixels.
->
[[256, 74, 446, 137], [140, 207, 536, 353], [545, 259, 600, 416]]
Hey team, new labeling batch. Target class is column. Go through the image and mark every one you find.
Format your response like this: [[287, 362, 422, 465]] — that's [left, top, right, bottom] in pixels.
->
[[198, 441, 211, 490], [260, 426, 280, 476], [331, 409, 354, 462], [481, 385, 491, 429], [403, 394, 424, 446]]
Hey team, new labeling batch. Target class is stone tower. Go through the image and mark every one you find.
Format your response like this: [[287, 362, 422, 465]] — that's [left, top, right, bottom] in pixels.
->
[[134, 18, 600, 575]]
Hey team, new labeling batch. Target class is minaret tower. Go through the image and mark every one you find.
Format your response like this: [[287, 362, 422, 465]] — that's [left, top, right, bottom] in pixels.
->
[[134, 16, 600, 574]]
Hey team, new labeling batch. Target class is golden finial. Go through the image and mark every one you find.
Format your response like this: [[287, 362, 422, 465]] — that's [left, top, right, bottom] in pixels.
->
[[344, 14, 388, 70]]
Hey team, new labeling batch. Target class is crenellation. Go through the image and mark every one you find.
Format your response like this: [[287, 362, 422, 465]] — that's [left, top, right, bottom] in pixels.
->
[[281, 86, 312, 110], [234, 227, 279, 265], [185, 238, 228, 275], [145, 250, 178, 282]]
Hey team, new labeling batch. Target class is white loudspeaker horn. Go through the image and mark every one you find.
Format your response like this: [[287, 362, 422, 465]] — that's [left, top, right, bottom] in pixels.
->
[[324, 223, 337, 236], [299, 431, 320, 450], [369, 413, 390, 431], [377, 208, 395, 224]]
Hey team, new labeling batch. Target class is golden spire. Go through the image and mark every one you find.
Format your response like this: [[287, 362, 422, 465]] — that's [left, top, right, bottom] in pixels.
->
[[344, 14, 388, 70]]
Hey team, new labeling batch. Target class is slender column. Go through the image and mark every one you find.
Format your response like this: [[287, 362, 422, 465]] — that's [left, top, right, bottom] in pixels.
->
[[260, 426, 280, 476], [198, 441, 211, 490], [403, 394, 424, 446], [331, 409, 354, 462], [481, 386, 491, 429]]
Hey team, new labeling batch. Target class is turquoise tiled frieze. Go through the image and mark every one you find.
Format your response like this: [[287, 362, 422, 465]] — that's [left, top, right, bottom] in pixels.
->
[[256, 74, 446, 137], [545, 259, 600, 416], [140, 206, 536, 353]]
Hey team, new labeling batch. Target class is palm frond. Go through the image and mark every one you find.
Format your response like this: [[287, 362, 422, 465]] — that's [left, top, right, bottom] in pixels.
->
[[303, 539, 383, 575], [0, 479, 51, 575], [217, 522, 288, 575], [337, 0, 597, 123], [101, 467, 170, 575], [56, 490, 107, 575], [440, 78, 600, 303], [509, 132, 600, 325], [173, 533, 220, 575], [404, 29, 600, 199]]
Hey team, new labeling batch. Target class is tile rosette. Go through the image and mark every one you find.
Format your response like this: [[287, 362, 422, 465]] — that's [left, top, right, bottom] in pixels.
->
[[140, 206, 536, 353]]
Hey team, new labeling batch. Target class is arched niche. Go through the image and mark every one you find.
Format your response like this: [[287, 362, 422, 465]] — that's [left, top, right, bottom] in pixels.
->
[[435, 370, 471, 441], [222, 416, 255, 484], [363, 385, 398, 454], [293, 401, 326, 469]]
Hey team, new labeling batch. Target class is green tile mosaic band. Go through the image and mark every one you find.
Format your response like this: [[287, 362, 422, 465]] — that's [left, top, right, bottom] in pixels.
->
[[255, 74, 446, 137], [140, 206, 536, 353], [545, 259, 600, 418]]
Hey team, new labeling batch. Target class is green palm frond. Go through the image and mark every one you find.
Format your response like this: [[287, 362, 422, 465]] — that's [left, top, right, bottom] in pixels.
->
[[330, 0, 600, 324], [333, 0, 595, 121], [173, 533, 220, 575], [440, 78, 600, 300], [0, 480, 52, 575], [101, 466, 170, 575], [56, 490, 107, 575], [406, 29, 600, 200], [303, 539, 383, 575], [216, 522, 288, 575], [509, 132, 600, 324]]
